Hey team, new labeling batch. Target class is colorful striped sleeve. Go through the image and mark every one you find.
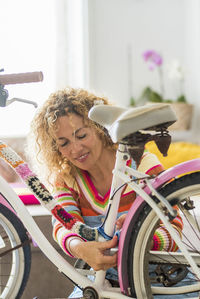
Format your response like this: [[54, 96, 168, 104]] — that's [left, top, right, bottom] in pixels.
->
[[52, 185, 86, 257], [138, 151, 164, 175], [152, 206, 183, 252]]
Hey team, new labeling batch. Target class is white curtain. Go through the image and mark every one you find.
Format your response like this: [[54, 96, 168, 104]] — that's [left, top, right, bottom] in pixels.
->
[[0, 0, 88, 136], [54, 0, 89, 89], [0, 0, 56, 136]]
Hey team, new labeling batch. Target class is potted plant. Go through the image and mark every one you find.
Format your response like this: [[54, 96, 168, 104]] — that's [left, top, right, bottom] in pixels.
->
[[131, 50, 193, 131]]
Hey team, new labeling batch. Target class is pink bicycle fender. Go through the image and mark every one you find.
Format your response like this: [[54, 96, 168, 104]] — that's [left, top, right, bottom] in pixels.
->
[[118, 158, 200, 295], [0, 193, 16, 214]]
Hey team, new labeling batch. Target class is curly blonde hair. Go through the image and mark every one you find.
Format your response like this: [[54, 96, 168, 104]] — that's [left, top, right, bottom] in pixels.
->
[[27, 87, 116, 188]]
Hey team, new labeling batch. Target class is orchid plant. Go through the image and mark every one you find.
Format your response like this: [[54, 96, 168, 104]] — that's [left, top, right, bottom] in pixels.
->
[[136, 49, 187, 105]]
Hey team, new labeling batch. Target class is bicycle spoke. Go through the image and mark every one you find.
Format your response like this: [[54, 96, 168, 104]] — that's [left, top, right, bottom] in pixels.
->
[[128, 172, 200, 298]]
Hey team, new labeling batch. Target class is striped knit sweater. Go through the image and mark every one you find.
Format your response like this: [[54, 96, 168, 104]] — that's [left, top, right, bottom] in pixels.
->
[[52, 151, 183, 256]]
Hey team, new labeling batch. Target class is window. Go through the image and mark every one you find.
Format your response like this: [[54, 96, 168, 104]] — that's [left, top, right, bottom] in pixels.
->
[[0, 0, 56, 136], [0, 0, 87, 137]]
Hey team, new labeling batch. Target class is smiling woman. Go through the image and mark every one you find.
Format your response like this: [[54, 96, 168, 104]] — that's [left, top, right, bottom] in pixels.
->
[[26, 86, 183, 299], [27, 87, 115, 186], [56, 114, 107, 172]]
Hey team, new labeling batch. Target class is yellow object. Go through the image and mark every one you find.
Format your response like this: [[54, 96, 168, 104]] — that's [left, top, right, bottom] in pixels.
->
[[146, 141, 200, 169]]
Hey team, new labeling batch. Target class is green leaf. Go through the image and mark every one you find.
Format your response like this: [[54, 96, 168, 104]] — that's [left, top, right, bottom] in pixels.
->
[[130, 96, 136, 106], [164, 99, 173, 103], [176, 94, 187, 103], [137, 86, 153, 105], [137, 86, 164, 105], [149, 90, 163, 102]]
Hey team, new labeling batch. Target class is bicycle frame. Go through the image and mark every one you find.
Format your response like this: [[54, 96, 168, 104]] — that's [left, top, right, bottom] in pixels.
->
[[118, 154, 200, 295], [94, 143, 200, 296], [0, 176, 98, 291], [1, 72, 200, 298], [0, 171, 128, 299], [1, 141, 200, 299]]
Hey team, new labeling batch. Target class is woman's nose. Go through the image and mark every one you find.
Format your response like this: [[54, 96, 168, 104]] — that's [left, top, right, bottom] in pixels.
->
[[70, 140, 83, 153]]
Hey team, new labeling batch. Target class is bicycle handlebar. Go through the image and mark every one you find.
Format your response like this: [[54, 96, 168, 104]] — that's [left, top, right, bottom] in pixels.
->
[[0, 71, 43, 85]]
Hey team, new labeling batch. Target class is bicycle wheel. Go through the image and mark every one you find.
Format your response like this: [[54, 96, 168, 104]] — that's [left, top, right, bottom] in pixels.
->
[[0, 203, 31, 299], [128, 171, 200, 298]]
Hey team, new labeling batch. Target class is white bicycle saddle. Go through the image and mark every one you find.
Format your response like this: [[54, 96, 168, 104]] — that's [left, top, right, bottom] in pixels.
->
[[88, 103, 177, 143]]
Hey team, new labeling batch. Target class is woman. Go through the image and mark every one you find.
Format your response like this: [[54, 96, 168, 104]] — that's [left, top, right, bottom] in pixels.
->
[[28, 87, 182, 293]]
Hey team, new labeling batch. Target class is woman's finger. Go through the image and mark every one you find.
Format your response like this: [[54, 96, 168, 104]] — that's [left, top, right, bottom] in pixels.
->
[[116, 214, 126, 230], [94, 253, 117, 271], [98, 236, 118, 251]]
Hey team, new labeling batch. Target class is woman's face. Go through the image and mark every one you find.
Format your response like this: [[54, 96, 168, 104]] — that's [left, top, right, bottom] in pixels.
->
[[55, 113, 104, 171]]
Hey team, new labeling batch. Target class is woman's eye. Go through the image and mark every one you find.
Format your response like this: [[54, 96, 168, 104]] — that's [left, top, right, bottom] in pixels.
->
[[77, 133, 86, 139], [60, 141, 69, 147]]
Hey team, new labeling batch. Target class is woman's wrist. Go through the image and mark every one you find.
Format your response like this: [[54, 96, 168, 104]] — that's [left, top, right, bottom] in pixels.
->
[[66, 236, 84, 258]]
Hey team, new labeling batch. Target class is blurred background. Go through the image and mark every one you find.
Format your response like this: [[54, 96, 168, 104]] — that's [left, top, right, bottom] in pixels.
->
[[0, 0, 200, 140], [1, 1, 200, 298]]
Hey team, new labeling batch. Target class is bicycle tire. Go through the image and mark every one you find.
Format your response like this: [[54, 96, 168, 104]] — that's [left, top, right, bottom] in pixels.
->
[[127, 171, 200, 298], [0, 203, 31, 299]]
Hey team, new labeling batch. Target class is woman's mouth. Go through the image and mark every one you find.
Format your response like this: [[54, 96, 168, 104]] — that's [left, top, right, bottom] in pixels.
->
[[76, 153, 89, 162]]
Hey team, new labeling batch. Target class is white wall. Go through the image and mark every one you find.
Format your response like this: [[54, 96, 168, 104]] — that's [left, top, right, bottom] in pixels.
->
[[87, 0, 200, 142], [184, 0, 200, 141], [2, 0, 200, 140], [87, 0, 186, 104], [87, 0, 198, 103]]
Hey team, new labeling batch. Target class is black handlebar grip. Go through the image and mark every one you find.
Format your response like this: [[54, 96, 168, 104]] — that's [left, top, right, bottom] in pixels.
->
[[0, 71, 43, 85]]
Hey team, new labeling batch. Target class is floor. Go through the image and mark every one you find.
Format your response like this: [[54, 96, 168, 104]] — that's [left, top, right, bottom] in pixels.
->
[[21, 214, 75, 299]]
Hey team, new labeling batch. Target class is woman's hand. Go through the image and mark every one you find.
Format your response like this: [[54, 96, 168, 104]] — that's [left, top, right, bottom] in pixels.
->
[[69, 236, 118, 271], [116, 214, 127, 230]]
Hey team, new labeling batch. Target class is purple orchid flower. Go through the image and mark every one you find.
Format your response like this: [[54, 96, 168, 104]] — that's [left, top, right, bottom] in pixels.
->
[[143, 50, 163, 70]]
